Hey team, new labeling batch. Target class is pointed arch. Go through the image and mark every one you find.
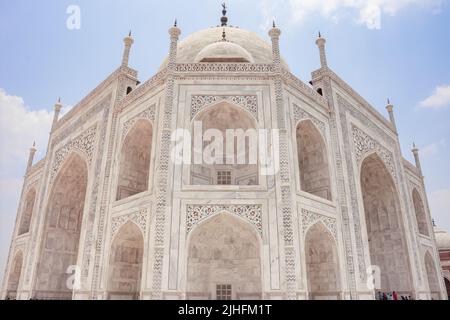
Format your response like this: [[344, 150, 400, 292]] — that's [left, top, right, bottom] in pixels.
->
[[424, 251, 440, 299], [6, 251, 23, 299], [18, 188, 36, 235], [35, 152, 88, 300], [107, 221, 144, 300], [412, 188, 429, 236], [116, 119, 153, 201], [190, 101, 258, 186], [296, 119, 331, 200], [305, 222, 340, 300], [360, 153, 413, 294], [186, 212, 262, 300]]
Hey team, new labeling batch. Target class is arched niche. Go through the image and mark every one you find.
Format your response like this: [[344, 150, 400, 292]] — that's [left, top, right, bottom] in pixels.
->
[[190, 102, 258, 186], [116, 119, 153, 201], [186, 213, 262, 300], [6, 251, 23, 299], [18, 188, 36, 235], [35, 152, 88, 300], [305, 223, 340, 300], [360, 153, 413, 295], [412, 189, 429, 236], [107, 221, 144, 300], [425, 251, 441, 299], [296, 120, 331, 201]]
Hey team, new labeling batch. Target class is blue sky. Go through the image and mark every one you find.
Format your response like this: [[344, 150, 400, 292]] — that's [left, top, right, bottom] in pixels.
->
[[0, 0, 449, 284]]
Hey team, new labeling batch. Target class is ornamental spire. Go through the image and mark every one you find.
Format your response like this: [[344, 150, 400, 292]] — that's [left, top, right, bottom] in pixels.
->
[[221, 2, 228, 27]]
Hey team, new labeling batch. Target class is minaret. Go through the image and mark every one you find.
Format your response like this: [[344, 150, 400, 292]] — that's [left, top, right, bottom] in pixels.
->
[[386, 99, 397, 132], [51, 98, 63, 131], [26, 142, 37, 173], [168, 20, 181, 70], [121, 31, 134, 67], [315, 32, 328, 68], [412, 143, 423, 177], [268, 20, 282, 69]]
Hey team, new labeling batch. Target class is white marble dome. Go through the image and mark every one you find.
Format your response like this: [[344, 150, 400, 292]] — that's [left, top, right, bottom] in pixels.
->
[[160, 26, 289, 69], [194, 41, 254, 63], [435, 226, 450, 250]]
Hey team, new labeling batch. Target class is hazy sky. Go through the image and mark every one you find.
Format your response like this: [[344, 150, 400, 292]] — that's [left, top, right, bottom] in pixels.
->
[[0, 0, 449, 285]]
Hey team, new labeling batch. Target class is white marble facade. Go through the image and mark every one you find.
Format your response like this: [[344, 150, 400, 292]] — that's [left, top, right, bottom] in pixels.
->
[[1, 12, 447, 300]]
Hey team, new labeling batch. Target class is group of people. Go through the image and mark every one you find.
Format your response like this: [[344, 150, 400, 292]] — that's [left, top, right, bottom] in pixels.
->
[[376, 291, 414, 300]]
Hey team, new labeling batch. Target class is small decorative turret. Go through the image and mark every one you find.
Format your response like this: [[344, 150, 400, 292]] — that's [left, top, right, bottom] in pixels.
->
[[26, 142, 37, 173], [221, 2, 228, 27], [51, 98, 63, 131], [121, 31, 134, 67], [386, 98, 397, 132], [268, 20, 282, 67], [315, 31, 328, 68], [412, 143, 423, 177]]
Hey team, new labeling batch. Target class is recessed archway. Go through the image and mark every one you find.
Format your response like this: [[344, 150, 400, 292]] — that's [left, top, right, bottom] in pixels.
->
[[107, 222, 144, 300], [6, 251, 23, 299], [186, 213, 262, 300], [412, 189, 429, 236], [296, 120, 331, 200], [18, 188, 36, 235], [117, 119, 153, 201], [305, 223, 340, 300], [425, 251, 441, 299], [191, 102, 258, 186], [35, 153, 88, 300], [360, 153, 413, 295]]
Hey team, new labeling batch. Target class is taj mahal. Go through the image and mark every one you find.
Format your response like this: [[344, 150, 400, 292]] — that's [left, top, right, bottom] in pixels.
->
[[1, 5, 447, 300]]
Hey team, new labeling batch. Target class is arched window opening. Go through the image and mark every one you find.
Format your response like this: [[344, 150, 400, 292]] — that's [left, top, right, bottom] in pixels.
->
[[107, 222, 143, 300], [412, 189, 429, 236], [187, 214, 262, 300], [425, 252, 441, 299], [126, 87, 133, 95], [305, 223, 340, 300], [6, 251, 23, 300], [190, 102, 258, 186], [360, 153, 413, 295], [18, 189, 36, 235], [117, 119, 153, 201], [35, 153, 88, 300], [296, 120, 332, 200]]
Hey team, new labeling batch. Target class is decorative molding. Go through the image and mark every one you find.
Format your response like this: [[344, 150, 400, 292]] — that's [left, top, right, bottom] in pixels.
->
[[282, 69, 328, 107], [51, 125, 97, 180], [190, 95, 258, 120], [121, 105, 156, 141], [293, 104, 326, 137], [186, 204, 262, 236], [176, 63, 274, 73], [351, 125, 396, 180], [111, 208, 149, 238], [301, 209, 337, 240]]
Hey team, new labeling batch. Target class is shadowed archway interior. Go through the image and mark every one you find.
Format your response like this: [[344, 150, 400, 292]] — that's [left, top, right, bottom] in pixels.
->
[[18, 189, 36, 235], [296, 120, 331, 200], [305, 223, 340, 300], [35, 153, 88, 300], [187, 213, 262, 300], [6, 251, 23, 299], [107, 222, 144, 300], [360, 153, 413, 294], [116, 119, 153, 201]]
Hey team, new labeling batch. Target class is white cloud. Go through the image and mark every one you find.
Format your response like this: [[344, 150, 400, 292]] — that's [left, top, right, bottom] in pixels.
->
[[429, 189, 450, 232], [260, 0, 444, 30], [419, 85, 450, 109], [420, 138, 447, 158], [0, 89, 53, 176]]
